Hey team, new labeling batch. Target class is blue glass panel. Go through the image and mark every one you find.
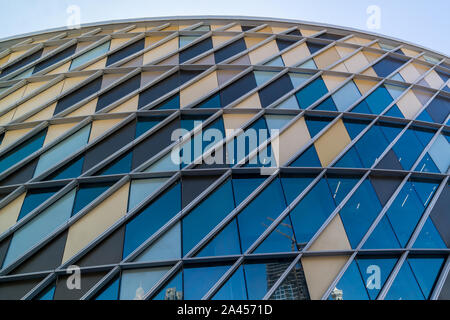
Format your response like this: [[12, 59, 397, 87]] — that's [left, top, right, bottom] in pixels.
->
[[351, 100, 372, 114], [155, 94, 180, 110], [428, 134, 450, 174], [135, 116, 164, 138], [328, 261, 369, 300], [356, 257, 397, 300], [373, 56, 406, 78], [184, 265, 230, 300], [265, 115, 294, 133], [17, 187, 61, 221], [334, 147, 363, 168], [280, 174, 315, 204], [72, 182, 112, 217], [128, 178, 168, 212], [49, 156, 84, 180], [0, 129, 47, 174], [289, 146, 321, 167], [264, 56, 284, 67], [95, 277, 120, 300], [213, 266, 247, 300], [70, 41, 110, 70], [237, 179, 287, 251], [408, 257, 444, 299], [385, 182, 428, 247], [391, 130, 427, 170], [289, 179, 335, 246], [231, 175, 265, 205], [413, 218, 447, 249], [254, 71, 277, 87], [385, 261, 425, 300], [275, 95, 299, 110], [254, 217, 296, 253], [411, 179, 437, 207], [343, 119, 369, 140], [415, 153, 440, 173], [196, 93, 222, 109], [37, 285, 56, 300], [152, 272, 182, 300], [364, 86, 393, 114], [326, 175, 359, 206], [123, 183, 181, 258], [305, 116, 333, 138], [182, 180, 234, 256], [384, 105, 404, 118], [314, 97, 337, 111], [363, 215, 401, 249], [196, 219, 241, 257], [135, 222, 180, 262], [244, 260, 291, 300], [331, 81, 361, 112], [295, 78, 328, 109], [339, 180, 381, 248], [98, 151, 132, 176], [120, 267, 170, 300]]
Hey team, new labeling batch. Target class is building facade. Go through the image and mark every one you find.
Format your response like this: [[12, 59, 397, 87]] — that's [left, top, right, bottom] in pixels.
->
[[0, 17, 448, 300]]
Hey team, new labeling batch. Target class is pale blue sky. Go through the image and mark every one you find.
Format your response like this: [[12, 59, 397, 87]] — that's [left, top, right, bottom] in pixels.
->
[[1, 0, 449, 54]]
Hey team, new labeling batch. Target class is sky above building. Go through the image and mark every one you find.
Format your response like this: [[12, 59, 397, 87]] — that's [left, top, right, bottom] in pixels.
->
[[0, 0, 449, 55]]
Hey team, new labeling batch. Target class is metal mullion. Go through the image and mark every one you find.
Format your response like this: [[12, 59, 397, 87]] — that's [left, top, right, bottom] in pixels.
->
[[377, 251, 409, 300], [124, 171, 231, 263], [0, 43, 46, 77], [21, 272, 56, 300], [262, 252, 303, 300], [320, 252, 358, 300], [202, 257, 244, 300], [80, 265, 121, 300], [431, 255, 450, 300], [183, 170, 278, 259], [143, 261, 183, 300]]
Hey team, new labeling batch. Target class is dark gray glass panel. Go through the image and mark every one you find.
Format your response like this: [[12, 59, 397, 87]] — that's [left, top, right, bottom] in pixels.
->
[[0, 277, 43, 300], [54, 77, 103, 115], [33, 44, 77, 74], [181, 175, 219, 208], [0, 49, 43, 77], [96, 74, 141, 111], [214, 38, 247, 63], [53, 271, 108, 300], [106, 38, 145, 66], [179, 38, 213, 63], [220, 72, 257, 107]]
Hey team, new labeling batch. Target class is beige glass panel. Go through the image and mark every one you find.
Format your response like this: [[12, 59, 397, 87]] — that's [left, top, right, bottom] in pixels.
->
[[100, 74, 124, 90], [361, 67, 377, 77], [145, 35, 166, 48], [330, 63, 348, 73], [8, 50, 27, 62], [335, 46, 355, 58], [225, 25, 242, 32], [0, 127, 35, 151], [399, 63, 422, 83], [89, 118, 124, 142], [120, 55, 143, 67], [141, 71, 166, 87], [344, 36, 372, 46], [363, 51, 382, 63], [354, 78, 378, 95], [0, 54, 10, 67], [0, 110, 15, 126], [223, 113, 255, 138], [13, 81, 64, 120], [178, 24, 191, 31], [271, 26, 289, 34], [143, 38, 178, 65], [244, 37, 265, 49], [212, 36, 233, 47], [313, 47, 341, 69], [130, 26, 145, 33], [211, 25, 225, 31], [397, 89, 423, 119], [402, 48, 420, 57], [232, 93, 261, 109], [23, 81, 48, 97], [302, 255, 349, 300], [43, 122, 79, 146], [229, 54, 251, 65], [62, 182, 130, 263], [299, 29, 321, 37], [248, 40, 278, 65], [322, 75, 346, 92], [83, 57, 107, 71], [47, 61, 71, 75], [0, 193, 26, 235], [343, 52, 370, 73], [281, 42, 310, 67], [108, 95, 138, 113], [308, 214, 351, 251], [180, 72, 218, 107], [66, 98, 98, 117], [157, 54, 179, 65], [217, 70, 242, 86], [369, 42, 381, 50], [257, 26, 272, 33], [110, 38, 131, 51], [424, 70, 445, 89], [62, 76, 89, 93], [161, 25, 178, 31], [314, 119, 351, 167], [0, 86, 27, 113], [24, 102, 57, 123], [271, 116, 310, 166]]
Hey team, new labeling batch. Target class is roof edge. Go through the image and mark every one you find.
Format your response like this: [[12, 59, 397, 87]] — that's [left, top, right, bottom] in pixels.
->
[[0, 15, 448, 58]]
